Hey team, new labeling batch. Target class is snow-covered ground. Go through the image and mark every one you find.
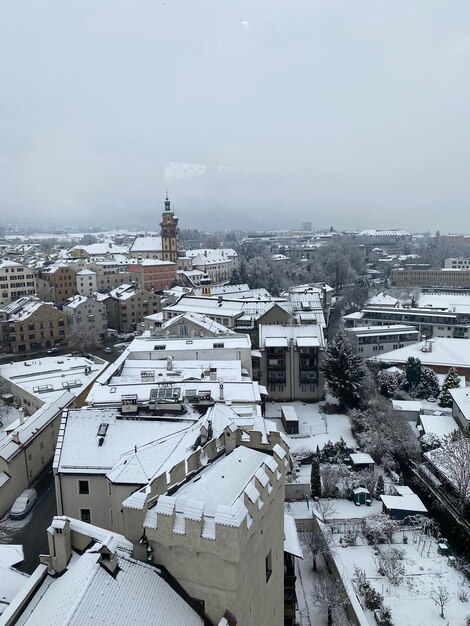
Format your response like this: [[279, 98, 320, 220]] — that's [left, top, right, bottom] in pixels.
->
[[295, 551, 350, 626], [286, 499, 383, 522], [265, 401, 356, 455], [336, 530, 470, 626]]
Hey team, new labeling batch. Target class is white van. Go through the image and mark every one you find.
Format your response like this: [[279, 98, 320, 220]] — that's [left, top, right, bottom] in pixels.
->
[[10, 488, 37, 519]]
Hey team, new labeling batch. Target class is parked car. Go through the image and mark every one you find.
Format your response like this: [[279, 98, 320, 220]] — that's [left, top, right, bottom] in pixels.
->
[[10, 488, 37, 519], [47, 348, 59, 355], [104, 347, 112, 354]]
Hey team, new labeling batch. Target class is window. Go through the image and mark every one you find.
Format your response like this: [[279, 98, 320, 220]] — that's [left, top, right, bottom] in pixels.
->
[[80, 508, 91, 523], [78, 480, 90, 495], [265, 550, 272, 582]]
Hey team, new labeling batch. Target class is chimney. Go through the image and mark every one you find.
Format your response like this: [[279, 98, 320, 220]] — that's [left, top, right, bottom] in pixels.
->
[[219, 383, 224, 401], [12, 431, 20, 444], [18, 408, 25, 425], [167, 356, 173, 371], [45, 517, 72, 575], [98, 537, 119, 576]]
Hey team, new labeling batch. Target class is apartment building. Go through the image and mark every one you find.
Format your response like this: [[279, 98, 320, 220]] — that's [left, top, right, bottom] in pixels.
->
[[0, 260, 36, 307], [0, 392, 75, 519], [444, 258, 470, 269], [344, 325, 420, 357], [104, 284, 160, 333], [63, 294, 108, 340], [391, 267, 470, 289], [76, 269, 97, 295], [256, 324, 325, 401], [88, 260, 132, 291], [0, 296, 67, 353], [128, 258, 176, 291], [179, 248, 239, 284], [37, 264, 77, 305], [344, 305, 470, 340]]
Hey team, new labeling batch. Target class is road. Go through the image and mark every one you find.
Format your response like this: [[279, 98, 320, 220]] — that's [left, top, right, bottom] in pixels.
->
[[0, 341, 126, 365], [0, 467, 57, 574]]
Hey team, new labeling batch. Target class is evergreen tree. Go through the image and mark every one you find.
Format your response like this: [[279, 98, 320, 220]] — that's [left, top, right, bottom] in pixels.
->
[[403, 357, 423, 392], [320, 332, 366, 410], [439, 367, 461, 407], [417, 367, 440, 399], [310, 457, 322, 498], [377, 369, 404, 398], [376, 474, 385, 498]]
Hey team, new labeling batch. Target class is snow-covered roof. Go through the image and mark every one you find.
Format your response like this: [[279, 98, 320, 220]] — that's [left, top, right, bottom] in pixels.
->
[[86, 380, 262, 408], [259, 324, 325, 350], [0, 259, 22, 270], [0, 392, 75, 462], [76, 269, 96, 275], [449, 387, 470, 420], [17, 537, 203, 625], [373, 339, 470, 371], [391, 400, 422, 412], [416, 292, 470, 313], [71, 242, 129, 256], [55, 407, 197, 476], [129, 236, 162, 253], [2, 297, 46, 321], [128, 257, 174, 266], [349, 453, 375, 465], [345, 325, 419, 338], [418, 414, 458, 438], [144, 446, 278, 540], [342, 311, 364, 320], [0, 544, 28, 609], [109, 284, 140, 300], [359, 229, 411, 237], [185, 248, 237, 262], [164, 296, 245, 319], [284, 514, 303, 558], [64, 294, 88, 309], [0, 356, 107, 405], [117, 358, 244, 385], [162, 311, 235, 335], [381, 494, 427, 513], [126, 333, 251, 355]]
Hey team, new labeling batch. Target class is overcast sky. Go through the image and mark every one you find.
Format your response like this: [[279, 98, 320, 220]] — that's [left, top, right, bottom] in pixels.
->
[[1, 1, 470, 232]]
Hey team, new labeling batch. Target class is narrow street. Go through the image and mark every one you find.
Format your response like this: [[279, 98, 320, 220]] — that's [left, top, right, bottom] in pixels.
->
[[0, 467, 57, 574]]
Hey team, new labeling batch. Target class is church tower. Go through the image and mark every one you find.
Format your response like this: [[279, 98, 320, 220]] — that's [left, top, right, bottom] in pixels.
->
[[160, 192, 179, 263]]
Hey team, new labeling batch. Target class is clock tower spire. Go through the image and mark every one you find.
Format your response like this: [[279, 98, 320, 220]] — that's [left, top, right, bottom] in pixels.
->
[[160, 191, 179, 263]]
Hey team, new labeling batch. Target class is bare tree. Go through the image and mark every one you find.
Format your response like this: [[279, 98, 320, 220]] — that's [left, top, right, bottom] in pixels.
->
[[301, 518, 335, 572], [67, 320, 102, 354], [433, 431, 470, 515], [311, 572, 349, 626], [354, 469, 377, 498], [313, 498, 338, 523], [429, 583, 450, 619]]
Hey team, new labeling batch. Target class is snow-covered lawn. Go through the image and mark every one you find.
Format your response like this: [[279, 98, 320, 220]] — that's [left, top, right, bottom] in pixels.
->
[[336, 530, 470, 626]]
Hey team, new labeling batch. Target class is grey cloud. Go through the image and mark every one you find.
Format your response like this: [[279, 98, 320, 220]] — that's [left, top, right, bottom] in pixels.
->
[[1, 1, 470, 231]]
